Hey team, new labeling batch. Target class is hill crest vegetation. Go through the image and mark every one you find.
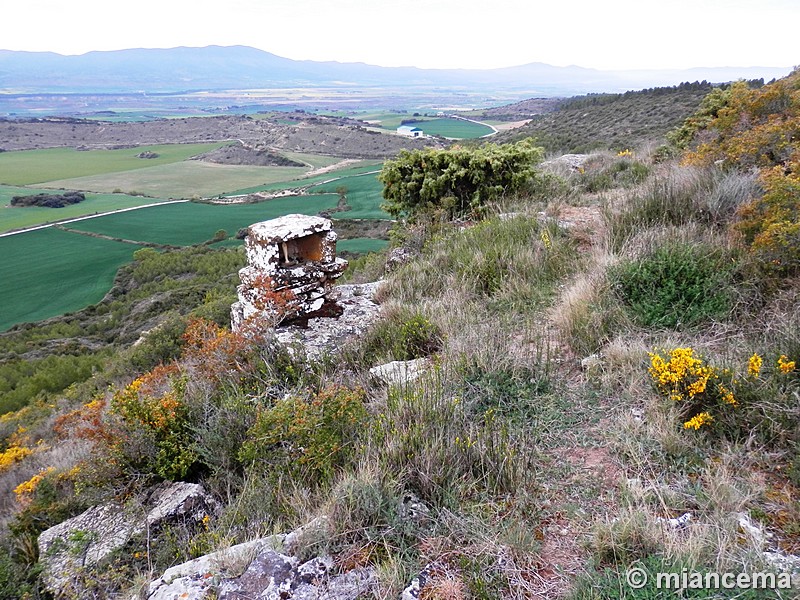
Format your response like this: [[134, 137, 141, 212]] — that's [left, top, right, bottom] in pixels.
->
[[0, 72, 798, 599]]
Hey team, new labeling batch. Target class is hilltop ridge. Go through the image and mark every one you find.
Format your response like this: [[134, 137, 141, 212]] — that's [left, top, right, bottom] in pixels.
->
[[0, 45, 791, 96]]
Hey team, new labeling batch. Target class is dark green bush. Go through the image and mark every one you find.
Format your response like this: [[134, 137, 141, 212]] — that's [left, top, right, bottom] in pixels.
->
[[459, 364, 550, 421], [611, 243, 737, 328]]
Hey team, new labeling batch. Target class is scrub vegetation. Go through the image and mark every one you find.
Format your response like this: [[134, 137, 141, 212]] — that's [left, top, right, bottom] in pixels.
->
[[0, 71, 798, 599]]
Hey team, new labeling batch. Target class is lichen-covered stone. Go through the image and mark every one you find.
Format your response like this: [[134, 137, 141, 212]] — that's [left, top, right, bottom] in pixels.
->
[[38, 482, 218, 596], [275, 282, 383, 359], [147, 517, 374, 600], [232, 214, 347, 330]]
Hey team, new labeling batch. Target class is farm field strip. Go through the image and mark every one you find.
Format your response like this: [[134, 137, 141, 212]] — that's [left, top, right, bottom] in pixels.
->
[[398, 117, 495, 139], [337, 237, 389, 254], [0, 185, 177, 234], [309, 172, 389, 220], [225, 161, 383, 196], [278, 152, 344, 169], [42, 161, 309, 199], [0, 228, 139, 331], [0, 143, 227, 185], [63, 195, 341, 246]]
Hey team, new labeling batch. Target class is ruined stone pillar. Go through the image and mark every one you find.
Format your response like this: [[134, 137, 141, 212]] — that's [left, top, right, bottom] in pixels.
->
[[231, 214, 348, 330]]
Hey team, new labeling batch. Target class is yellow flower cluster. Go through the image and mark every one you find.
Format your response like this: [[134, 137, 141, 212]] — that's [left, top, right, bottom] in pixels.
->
[[748, 353, 763, 377], [650, 346, 795, 437], [684, 412, 713, 430], [13, 466, 56, 504], [0, 444, 32, 473], [648, 347, 717, 401], [617, 149, 634, 158], [540, 230, 552, 250], [717, 383, 737, 406], [778, 355, 796, 374]]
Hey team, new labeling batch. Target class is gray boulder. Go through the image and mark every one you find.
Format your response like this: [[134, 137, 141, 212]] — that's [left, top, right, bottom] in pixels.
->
[[147, 517, 374, 600], [38, 482, 218, 596]]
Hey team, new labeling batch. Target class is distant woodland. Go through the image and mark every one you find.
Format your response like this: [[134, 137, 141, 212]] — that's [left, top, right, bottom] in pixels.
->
[[10, 191, 85, 208]]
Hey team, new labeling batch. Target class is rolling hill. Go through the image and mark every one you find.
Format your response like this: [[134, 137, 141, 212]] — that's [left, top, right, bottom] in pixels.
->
[[0, 45, 792, 97]]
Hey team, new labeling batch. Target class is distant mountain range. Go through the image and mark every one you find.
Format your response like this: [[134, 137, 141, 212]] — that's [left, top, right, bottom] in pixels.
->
[[0, 45, 792, 96]]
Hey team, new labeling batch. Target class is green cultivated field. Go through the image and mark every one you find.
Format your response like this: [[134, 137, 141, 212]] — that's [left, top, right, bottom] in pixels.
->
[[310, 172, 389, 219], [0, 228, 137, 331], [0, 143, 225, 185], [0, 139, 393, 331], [408, 118, 494, 139], [337, 237, 389, 254], [279, 152, 344, 169], [44, 161, 309, 199], [226, 162, 382, 196], [65, 196, 340, 246], [0, 186, 170, 233]]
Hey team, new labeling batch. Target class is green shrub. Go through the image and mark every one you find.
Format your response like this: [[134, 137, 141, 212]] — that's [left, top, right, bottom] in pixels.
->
[[110, 370, 197, 481], [458, 363, 551, 421], [577, 157, 650, 193], [239, 386, 368, 487], [379, 140, 545, 220], [359, 309, 442, 364], [0, 543, 38, 600], [611, 243, 737, 328]]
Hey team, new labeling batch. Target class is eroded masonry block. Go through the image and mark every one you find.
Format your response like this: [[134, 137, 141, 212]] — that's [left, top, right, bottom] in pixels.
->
[[231, 214, 348, 329]]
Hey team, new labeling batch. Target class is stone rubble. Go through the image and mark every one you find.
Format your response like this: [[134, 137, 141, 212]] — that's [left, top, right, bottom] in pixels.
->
[[275, 281, 383, 360]]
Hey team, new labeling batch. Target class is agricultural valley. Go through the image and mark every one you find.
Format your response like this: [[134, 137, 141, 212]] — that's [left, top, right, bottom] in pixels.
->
[[0, 46, 799, 600]]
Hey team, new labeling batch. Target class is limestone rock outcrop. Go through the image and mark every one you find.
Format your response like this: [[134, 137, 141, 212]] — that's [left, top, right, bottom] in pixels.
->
[[369, 358, 429, 386], [37, 482, 218, 596], [231, 214, 348, 330], [275, 281, 383, 359], [147, 518, 375, 600]]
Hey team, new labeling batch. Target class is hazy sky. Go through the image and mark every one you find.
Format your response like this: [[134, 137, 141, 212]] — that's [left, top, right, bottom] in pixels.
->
[[5, 0, 797, 70]]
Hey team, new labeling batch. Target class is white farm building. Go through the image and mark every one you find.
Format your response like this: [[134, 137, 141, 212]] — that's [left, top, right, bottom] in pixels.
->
[[397, 125, 424, 137]]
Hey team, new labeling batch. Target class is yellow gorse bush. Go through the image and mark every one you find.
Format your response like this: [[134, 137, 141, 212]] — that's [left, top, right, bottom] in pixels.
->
[[778, 354, 796, 374], [649, 347, 798, 435], [748, 353, 763, 377], [0, 444, 33, 473], [648, 347, 717, 402], [684, 412, 713, 430], [14, 467, 56, 505]]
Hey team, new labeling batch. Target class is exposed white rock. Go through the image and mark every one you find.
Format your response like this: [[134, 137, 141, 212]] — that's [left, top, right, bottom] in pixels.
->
[[736, 511, 772, 549], [275, 282, 383, 360], [542, 153, 590, 172], [764, 550, 800, 585], [384, 247, 413, 273], [656, 512, 692, 529], [38, 482, 218, 596], [147, 517, 374, 600], [369, 358, 429, 386], [148, 537, 284, 600], [580, 353, 602, 371]]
